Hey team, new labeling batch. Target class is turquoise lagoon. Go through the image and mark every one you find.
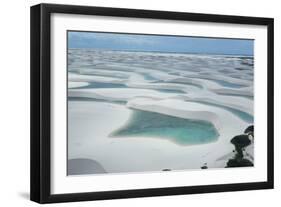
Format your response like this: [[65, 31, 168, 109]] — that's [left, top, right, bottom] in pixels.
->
[[186, 100, 253, 123], [110, 109, 219, 145]]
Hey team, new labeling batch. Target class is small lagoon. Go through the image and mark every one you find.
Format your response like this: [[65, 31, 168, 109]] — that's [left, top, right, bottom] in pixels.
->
[[77, 82, 127, 89], [110, 109, 219, 145], [71, 81, 186, 94], [195, 78, 246, 88], [186, 100, 253, 123]]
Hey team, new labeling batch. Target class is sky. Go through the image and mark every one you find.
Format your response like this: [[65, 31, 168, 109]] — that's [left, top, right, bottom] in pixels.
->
[[68, 31, 254, 55]]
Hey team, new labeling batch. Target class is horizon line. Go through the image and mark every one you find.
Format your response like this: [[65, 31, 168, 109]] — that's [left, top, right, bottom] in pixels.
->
[[68, 47, 254, 57]]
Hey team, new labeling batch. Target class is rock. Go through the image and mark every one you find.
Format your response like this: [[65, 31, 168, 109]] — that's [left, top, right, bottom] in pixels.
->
[[231, 134, 251, 148], [201, 163, 208, 169], [226, 134, 253, 168], [244, 125, 254, 136], [226, 158, 253, 168], [162, 169, 171, 171]]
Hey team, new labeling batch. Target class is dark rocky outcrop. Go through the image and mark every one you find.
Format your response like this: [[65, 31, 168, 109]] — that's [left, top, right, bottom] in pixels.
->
[[231, 134, 251, 159], [201, 163, 208, 169], [225, 125, 254, 168], [244, 125, 254, 136], [226, 158, 253, 167]]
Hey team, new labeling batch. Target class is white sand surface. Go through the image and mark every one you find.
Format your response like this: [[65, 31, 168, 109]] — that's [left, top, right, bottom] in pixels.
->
[[68, 88, 179, 102], [68, 81, 89, 88], [67, 49, 254, 174], [69, 72, 124, 83], [68, 98, 251, 173]]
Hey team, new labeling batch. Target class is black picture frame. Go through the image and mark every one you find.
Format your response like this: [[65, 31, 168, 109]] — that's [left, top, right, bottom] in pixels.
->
[[30, 3, 274, 204]]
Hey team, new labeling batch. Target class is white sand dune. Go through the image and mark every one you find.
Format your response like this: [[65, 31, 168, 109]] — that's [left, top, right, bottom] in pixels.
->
[[77, 68, 131, 79], [67, 49, 254, 173], [68, 88, 179, 102], [68, 99, 248, 173], [69, 72, 124, 83], [68, 81, 89, 88]]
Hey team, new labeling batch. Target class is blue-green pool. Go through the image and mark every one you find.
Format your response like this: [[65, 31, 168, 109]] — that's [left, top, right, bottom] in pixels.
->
[[76, 82, 127, 89], [196, 78, 246, 88], [186, 100, 253, 123], [110, 110, 219, 145], [141, 73, 157, 81]]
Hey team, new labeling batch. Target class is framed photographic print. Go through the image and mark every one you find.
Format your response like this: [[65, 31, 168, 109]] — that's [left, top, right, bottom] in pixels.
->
[[30, 3, 274, 203]]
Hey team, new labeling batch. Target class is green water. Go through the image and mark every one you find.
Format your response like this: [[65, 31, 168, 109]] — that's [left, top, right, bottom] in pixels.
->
[[71, 81, 185, 94], [214, 79, 245, 88], [187, 100, 253, 123], [68, 97, 127, 105], [155, 89, 186, 94], [77, 82, 127, 89], [141, 73, 157, 81], [196, 78, 246, 88], [218, 93, 253, 100], [110, 110, 219, 145]]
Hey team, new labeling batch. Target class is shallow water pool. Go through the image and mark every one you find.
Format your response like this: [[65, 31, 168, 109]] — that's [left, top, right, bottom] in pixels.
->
[[110, 109, 219, 145]]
